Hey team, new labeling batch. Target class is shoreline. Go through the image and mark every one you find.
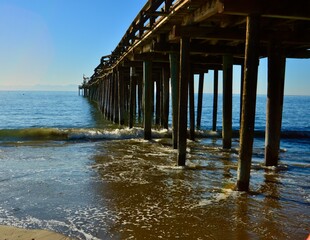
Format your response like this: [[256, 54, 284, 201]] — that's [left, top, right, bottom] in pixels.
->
[[0, 225, 71, 240]]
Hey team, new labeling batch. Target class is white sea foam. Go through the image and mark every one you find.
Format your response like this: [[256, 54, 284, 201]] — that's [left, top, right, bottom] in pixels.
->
[[66, 127, 172, 141], [252, 163, 289, 171], [193, 189, 238, 208], [157, 165, 186, 171], [0, 205, 113, 240]]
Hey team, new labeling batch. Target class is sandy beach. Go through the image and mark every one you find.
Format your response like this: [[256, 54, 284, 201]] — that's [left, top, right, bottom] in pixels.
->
[[0, 225, 71, 240]]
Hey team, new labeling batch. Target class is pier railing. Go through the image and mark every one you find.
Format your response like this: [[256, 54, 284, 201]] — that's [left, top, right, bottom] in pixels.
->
[[91, 0, 184, 82]]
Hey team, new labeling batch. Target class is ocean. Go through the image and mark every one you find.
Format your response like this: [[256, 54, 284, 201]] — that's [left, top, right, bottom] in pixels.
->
[[0, 91, 309, 240]]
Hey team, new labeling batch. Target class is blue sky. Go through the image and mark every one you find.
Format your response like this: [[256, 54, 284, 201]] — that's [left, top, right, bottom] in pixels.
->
[[0, 0, 309, 95]]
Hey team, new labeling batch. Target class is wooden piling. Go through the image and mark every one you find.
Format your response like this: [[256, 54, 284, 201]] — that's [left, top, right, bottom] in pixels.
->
[[99, 81, 104, 112], [169, 52, 180, 149], [159, 71, 164, 127], [79, 0, 309, 194], [124, 78, 129, 114], [222, 54, 233, 149], [113, 71, 119, 124], [118, 68, 125, 125], [109, 75, 113, 121], [189, 72, 195, 140], [155, 75, 161, 125], [107, 77, 111, 120], [104, 80, 109, 118], [162, 67, 170, 129], [177, 37, 190, 166], [196, 73, 204, 130], [240, 63, 245, 126], [138, 80, 143, 123], [129, 67, 136, 128], [143, 60, 153, 140], [212, 70, 218, 131], [237, 15, 261, 191], [109, 74, 114, 121], [265, 42, 286, 166]]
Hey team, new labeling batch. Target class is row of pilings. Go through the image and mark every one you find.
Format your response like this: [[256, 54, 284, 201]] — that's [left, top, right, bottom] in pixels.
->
[[79, 0, 310, 194], [81, 16, 288, 191]]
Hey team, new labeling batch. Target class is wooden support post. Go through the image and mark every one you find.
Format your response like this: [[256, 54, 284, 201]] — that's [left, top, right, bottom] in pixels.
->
[[169, 52, 179, 149], [240, 63, 245, 126], [89, 87, 92, 100], [103, 81, 106, 117], [99, 81, 103, 112], [212, 70, 219, 131], [155, 75, 161, 125], [143, 60, 153, 140], [197, 73, 204, 129], [222, 54, 233, 149], [159, 71, 164, 127], [265, 42, 286, 166], [113, 71, 119, 124], [118, 69, 125, 125], [111, 75, 115, 121], [129, 67, 136, 128], [177, 37, 190, 166], [151, 76, 155, 124], [124, 79, 129, 115], [102, 82, 105, 112], [189, 72, 195, 140], [107, 77, 110, 120], [104, 80, 109, 118], [237, 15, 260, 191], [162, 67, 170, 129], [97, 83, 101, 109], [138, 79, 143, 123], [107, 78, 111, 120], [109, 74, 114, 121]]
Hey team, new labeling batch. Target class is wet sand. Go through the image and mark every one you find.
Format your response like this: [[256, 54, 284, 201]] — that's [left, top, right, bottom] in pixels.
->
[[0, 225, 71, 240]]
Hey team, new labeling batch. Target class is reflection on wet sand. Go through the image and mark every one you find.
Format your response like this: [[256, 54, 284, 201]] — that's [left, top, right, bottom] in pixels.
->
[[90, 138, 309, 239]]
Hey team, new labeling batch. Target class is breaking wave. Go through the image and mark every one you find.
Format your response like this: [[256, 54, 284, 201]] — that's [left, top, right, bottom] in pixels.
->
[[0, 128, 309, 142], [0, 127, 169, 142]]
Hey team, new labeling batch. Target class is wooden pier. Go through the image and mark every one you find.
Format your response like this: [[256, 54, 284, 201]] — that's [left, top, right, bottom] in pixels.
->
[[80, 0, 310, 191]]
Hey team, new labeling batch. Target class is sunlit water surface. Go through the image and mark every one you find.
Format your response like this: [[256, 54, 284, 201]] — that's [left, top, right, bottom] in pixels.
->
[[0, 91, 309, 239]]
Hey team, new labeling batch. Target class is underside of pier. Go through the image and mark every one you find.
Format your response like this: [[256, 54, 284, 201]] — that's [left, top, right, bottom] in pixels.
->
[[81, 0, 310, 191]]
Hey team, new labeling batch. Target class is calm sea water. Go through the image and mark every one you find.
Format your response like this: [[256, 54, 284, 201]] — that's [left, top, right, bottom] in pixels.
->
[[0, 91, 309, 240]]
